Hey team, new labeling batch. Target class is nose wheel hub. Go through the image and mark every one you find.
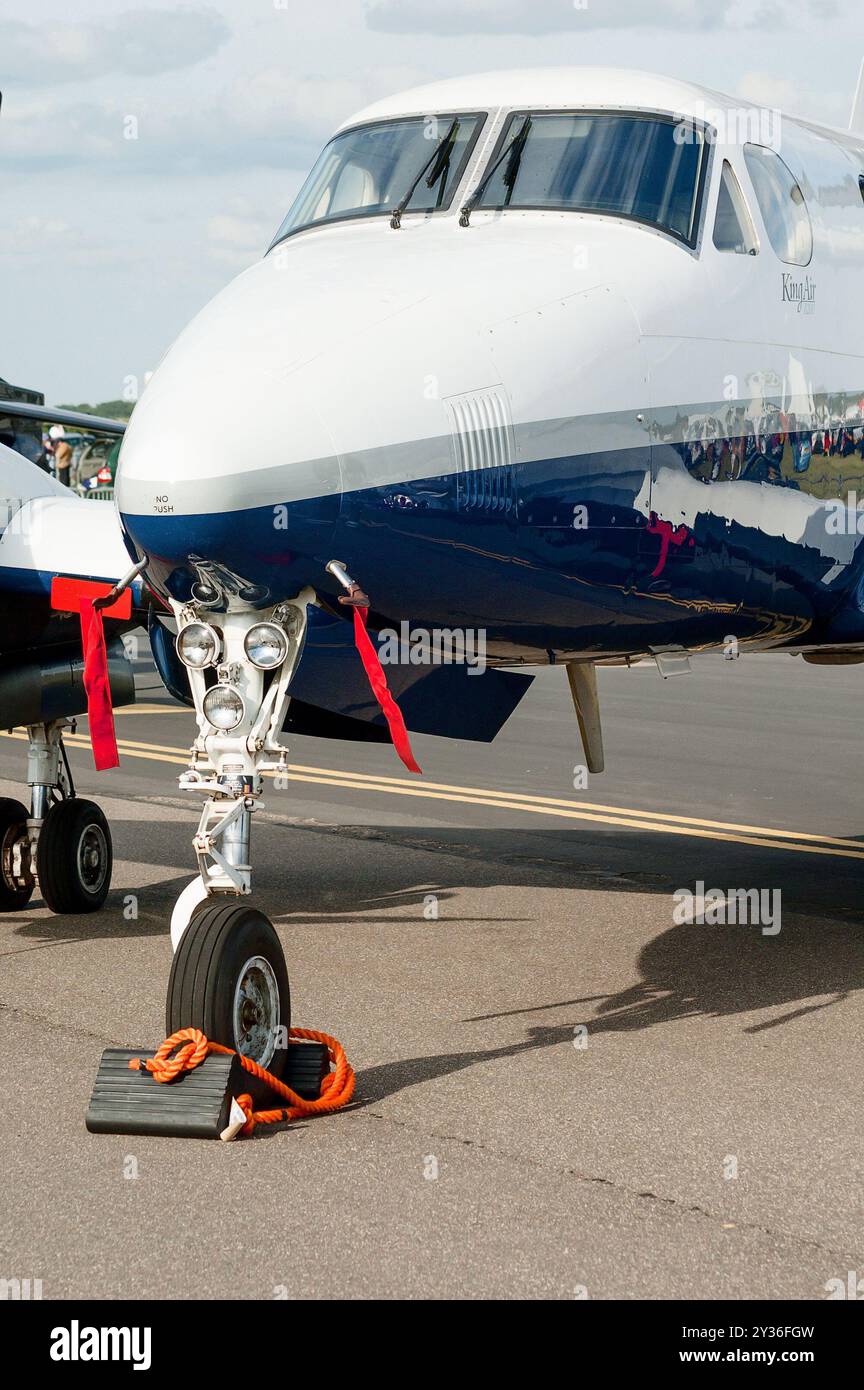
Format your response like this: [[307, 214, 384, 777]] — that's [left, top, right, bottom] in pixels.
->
[[233, 955, 280, 1067]]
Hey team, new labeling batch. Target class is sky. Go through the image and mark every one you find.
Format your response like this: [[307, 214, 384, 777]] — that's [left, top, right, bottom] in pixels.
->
[[1, 0, 862, 404]]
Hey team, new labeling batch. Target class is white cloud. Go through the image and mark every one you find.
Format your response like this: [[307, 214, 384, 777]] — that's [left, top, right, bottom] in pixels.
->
[[0, 215, 77, 254], [367, 0, 722, 35], [0, 65, 430, 175], [207, 207, 278, 266], [365, 0, 842, 35], [2, 7, 230, 85], [735, 73, 850, 129], [734, 75, 800, 114]]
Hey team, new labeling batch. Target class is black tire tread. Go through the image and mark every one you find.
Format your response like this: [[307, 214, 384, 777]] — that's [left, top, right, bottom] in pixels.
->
[[37, 798, 112, 914], [166, 901, 290, 1082]]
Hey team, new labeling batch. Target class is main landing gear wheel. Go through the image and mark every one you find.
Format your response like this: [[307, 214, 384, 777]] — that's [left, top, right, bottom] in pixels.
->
[[37, 799, 112, 914], [0, 798, 34, 911], [165, 901, 291, 1084]]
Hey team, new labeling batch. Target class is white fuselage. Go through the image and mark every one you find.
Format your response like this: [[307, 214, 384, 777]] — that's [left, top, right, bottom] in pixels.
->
[[115, 67, 864, 655]]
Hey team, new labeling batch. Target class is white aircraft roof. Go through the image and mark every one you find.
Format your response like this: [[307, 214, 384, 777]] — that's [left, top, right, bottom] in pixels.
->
[[339, 66, 863, 148], [343, 67, 750, 127]]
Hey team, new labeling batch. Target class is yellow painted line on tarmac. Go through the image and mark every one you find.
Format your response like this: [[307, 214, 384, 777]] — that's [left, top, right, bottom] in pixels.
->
[[279, 766, 862, 849], [3, 728, 864, 862], [39, 729, 864, 852], [114, 704, 182, 715]]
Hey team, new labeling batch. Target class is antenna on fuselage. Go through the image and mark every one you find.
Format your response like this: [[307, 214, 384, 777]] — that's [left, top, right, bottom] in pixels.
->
[[850, 57, 864, 132]]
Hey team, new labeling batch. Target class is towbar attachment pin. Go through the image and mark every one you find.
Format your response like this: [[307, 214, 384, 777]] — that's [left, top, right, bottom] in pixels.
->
[[92, 557, 148, 612], [326, 559, 370, 608]]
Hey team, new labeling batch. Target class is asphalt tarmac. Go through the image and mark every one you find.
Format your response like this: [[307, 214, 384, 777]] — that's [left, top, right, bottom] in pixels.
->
[[1, 650, 863, 1299]]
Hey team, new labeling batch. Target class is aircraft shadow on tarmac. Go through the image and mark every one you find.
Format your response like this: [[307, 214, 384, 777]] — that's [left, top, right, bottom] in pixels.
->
[[354, 903, 863, 1106], [6, 821, 864, 1109]]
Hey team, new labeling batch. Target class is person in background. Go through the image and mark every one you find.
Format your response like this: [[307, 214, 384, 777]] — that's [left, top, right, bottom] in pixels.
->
[[50, 425, 72, 486]]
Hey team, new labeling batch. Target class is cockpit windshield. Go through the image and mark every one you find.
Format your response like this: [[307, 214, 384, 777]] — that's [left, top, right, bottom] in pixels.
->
[[269, 113, 485, 246], [473, 111, 708, 245]]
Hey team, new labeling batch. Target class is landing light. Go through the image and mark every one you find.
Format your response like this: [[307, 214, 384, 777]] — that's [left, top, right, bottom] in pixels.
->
[[176, 622, 220, 669], [202, 684, 244, 731], [244, 622, 289, 670]]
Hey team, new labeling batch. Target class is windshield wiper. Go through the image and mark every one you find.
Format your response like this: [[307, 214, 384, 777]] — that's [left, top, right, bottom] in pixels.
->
[[459, 116, 532, 227], [390, 118, 461, 230]]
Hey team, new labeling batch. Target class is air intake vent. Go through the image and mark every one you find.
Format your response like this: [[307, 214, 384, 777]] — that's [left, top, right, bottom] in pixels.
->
[[445, 387, 515, 514]]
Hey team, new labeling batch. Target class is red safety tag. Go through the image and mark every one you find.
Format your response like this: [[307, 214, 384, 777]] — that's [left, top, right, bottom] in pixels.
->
[[51, 575, 132, 620], [352, 607, 421, 775]]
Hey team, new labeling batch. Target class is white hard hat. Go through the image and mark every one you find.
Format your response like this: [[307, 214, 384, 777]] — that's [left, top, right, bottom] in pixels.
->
[[49, 424, 66, 440]]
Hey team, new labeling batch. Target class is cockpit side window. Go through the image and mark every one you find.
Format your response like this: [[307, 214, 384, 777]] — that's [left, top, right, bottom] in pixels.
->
[[269, 113, 486, 245], [472, 110, 708, 246], [713, 160, 758, 254], [743, 144, 812, 266]]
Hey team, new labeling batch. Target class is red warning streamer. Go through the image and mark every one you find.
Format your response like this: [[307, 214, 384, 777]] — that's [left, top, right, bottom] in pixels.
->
[[50, 578, 123, 771], [79, 600, 119, 771], [352, 607, 421, 775]]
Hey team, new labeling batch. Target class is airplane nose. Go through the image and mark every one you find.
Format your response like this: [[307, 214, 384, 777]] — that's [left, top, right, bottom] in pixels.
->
[[115, 268, 343, 608]]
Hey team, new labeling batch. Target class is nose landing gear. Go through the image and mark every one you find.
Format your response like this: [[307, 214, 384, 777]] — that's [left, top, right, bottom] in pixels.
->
[[0, 721, 113, 915], [166, 592, 314, 1062]]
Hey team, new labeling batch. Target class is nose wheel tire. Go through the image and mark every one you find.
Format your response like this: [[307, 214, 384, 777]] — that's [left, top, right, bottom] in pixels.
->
[[165, 901, 291, 1082], [36, 799, 112, 914], [0, 798, 34, 911]]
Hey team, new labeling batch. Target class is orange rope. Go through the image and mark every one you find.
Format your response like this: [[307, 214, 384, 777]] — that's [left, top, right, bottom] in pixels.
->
[[129, 1026, 355, 1135]]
